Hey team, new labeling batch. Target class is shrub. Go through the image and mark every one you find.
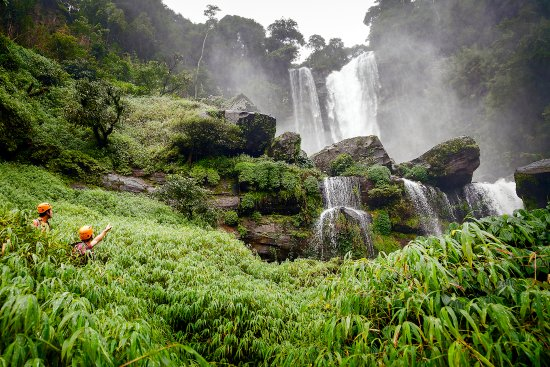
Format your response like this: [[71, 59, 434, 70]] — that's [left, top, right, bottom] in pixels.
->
[[190, 165, 220, 187], [373, 210, 392, 235], [366, 164, 391, 186], [172, 116, 243, 162], [47, 150, 106, 181], [367, 184, 402, 207], [330, 153, 354, 176], [405, 165, 429, 182], [224, 210, 239, 226], [239, 192, 258, 213], [154, 174, 215, 225]]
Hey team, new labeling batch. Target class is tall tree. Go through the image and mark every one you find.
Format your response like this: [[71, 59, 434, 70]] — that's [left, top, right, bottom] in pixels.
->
[[194, 4, 220, 99]]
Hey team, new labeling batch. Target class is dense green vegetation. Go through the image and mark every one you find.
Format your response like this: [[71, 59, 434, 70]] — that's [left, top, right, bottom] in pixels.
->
[[1, 163, 549, 366]]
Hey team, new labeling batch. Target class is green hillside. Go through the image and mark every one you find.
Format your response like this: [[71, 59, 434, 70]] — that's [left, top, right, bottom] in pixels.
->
[[1, 163, 549, 366]]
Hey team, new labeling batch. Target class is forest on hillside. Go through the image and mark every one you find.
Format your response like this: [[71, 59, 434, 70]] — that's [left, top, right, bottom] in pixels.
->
[[364, 0, 550, 178]]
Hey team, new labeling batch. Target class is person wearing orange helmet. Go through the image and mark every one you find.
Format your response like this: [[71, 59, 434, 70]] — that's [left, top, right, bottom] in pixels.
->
[[73, 224, 112, 257], [32, 202, 53, 231]]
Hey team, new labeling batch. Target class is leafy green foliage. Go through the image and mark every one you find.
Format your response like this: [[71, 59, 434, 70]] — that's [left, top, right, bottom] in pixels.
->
[[402, 164, 429, 182], [190, 165, 220, 187], [47, 150, 106, 181], [223, 210, 239, 226], [367, 164, 391, 186], [330, 153, 354, 176], [153, 174, 216, 226], [65, 79, 128, 147], [374, 210, 392, 235], [0, 163, 549, 366], [172, 116, 244, 162]]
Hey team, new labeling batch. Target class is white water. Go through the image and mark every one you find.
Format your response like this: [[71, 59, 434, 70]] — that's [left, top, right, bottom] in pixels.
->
[[463, 179, 523, 216], [288, 67, 326, 154], [326, 52, 381, 142], [402, 178, 457, 236], [316, 177, 376, 258]]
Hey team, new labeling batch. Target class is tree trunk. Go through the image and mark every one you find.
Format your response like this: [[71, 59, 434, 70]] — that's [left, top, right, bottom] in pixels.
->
[[194, 29, 210, 99]]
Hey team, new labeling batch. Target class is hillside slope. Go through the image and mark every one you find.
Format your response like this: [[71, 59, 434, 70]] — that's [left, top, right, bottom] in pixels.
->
[[1, 163, 549, 366]]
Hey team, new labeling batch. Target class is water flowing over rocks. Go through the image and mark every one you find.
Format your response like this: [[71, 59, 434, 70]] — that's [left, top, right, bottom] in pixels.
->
[[311, 136, 393, 174], [315, 177, 377, 259], [404, 136, 480, 190], [515, 158, 550, 209]]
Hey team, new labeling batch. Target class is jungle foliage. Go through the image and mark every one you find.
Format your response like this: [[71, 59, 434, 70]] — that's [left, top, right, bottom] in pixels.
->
[[0, 163, 549, 366]]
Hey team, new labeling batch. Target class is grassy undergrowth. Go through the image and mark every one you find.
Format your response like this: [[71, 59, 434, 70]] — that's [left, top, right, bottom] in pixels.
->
[[1, 163, 549, 366]]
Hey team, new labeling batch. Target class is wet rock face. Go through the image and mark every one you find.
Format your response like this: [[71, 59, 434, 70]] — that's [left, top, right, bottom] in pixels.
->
[[267, 132, 301, 164], [407, 136, 480, 190], [241, 219, 305, 262], [310, 136, 393, 174], [224, 111, 276, 157], [102, 173, 154, 193], [515, 159, 550, 209]]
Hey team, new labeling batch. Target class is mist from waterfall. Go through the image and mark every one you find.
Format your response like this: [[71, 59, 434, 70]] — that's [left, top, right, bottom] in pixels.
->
[[326, 52, 381, 142], [315, 177, 376, 259], [288, 67, 327, 154]]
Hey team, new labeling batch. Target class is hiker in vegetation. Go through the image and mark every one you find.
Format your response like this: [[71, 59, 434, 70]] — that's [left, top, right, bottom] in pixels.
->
[[73, 224, 112, 257], [32, 202, 53, 231]]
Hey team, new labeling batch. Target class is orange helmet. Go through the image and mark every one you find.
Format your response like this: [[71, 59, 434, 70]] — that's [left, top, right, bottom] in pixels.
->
[[79, 225, 94, 241], [37, 202, 52, 214]]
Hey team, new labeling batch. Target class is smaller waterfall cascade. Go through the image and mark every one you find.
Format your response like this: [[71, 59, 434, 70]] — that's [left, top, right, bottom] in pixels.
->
[[462, 179, 523, 216], [315, 177, 376, 259], [402, 179, 455, 236], [326, 52, 381, 142], [288, 67, 326, 154]]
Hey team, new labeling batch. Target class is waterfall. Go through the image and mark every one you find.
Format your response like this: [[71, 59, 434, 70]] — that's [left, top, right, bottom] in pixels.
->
[[462, 179, 523, 216], [402, 178, 456, 236], [315, 177, 376, 259], [288, 67, 326, 154], [325, 52, 381, 142]]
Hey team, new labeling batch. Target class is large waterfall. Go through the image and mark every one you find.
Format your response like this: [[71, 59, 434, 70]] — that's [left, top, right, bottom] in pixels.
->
[[326, 52, 381, 141], [462, 179, 524, 216], [315, 177, 376, 259], [288, 67, 327, 154]]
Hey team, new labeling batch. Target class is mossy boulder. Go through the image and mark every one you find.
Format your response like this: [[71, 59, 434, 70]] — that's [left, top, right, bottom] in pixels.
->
[[223, 111, 276, 156], [311, 136, 393, 174], [406, 136, 480, 190], [515, 159, 550, 209], [267, 132, 301, 163]]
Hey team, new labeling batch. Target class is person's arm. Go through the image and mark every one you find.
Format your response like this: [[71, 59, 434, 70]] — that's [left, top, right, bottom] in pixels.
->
[[90, 224, 112, 248]]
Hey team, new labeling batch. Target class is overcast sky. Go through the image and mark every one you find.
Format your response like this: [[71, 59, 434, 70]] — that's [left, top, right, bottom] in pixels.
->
[[162, 0, 376, 58]]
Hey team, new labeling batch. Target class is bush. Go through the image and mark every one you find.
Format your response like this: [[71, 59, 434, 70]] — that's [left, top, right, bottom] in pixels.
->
[[224, 210, 239, 226], [239, 192, 258, 213], [404, 164, 429, 182], [366, 164, 391, 186], [47, 150, 106, 181], [373, 210, 392, 235], [190, 165, 220, 187], [154, 175, 215, 226], [367, 184, 402, 208], [330, 153, 354, 176]]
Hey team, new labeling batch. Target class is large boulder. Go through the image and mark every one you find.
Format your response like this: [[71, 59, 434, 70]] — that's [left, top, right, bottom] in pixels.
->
[[102, 173, 154, 193], [405, 136, 480, 190], [241, 218, 306, 262], [515, 159, 550, 209], [224, 111, 276, 157], [266, 132, 301, 163], [225, 93, 259, 112], [311, 136, 393, 174]]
